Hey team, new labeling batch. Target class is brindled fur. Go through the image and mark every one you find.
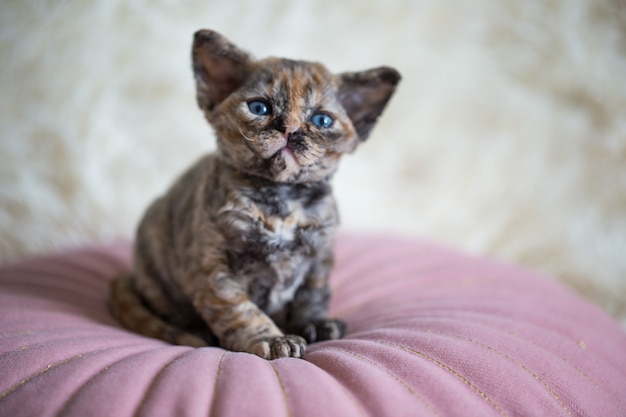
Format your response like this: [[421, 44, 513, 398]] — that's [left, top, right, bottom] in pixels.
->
[[108, 29, 400, 359]]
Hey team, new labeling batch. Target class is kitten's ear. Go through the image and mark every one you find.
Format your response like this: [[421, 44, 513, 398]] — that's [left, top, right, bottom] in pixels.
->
[[192, 30, 252, 111], [338, 67, 401, 141]]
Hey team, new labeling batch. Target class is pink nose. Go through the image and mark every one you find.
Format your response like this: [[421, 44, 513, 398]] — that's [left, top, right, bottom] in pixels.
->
[[281, 117, 300, 139]]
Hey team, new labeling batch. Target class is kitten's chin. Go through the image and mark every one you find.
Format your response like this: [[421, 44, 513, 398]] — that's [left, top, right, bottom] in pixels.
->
[[271, 148, 302, 182]]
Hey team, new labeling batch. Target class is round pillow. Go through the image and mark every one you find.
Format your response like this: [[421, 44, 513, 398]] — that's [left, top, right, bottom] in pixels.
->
[[1, 234, 625, 417]]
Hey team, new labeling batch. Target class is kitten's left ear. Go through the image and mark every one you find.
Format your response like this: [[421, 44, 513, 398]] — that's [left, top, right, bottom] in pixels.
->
[[192, 29, 252, 111], [338, 67, 401, 141]]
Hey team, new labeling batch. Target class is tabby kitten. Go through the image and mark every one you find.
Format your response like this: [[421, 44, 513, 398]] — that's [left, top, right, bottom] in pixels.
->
[[109, 29, 400, 360]]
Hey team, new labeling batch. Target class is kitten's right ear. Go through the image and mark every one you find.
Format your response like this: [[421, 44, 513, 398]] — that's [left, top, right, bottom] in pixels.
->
[[192, 30, 252, 111], [338, 67, 401, 141]]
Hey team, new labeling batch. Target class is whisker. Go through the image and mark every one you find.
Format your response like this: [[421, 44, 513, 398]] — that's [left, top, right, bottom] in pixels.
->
[[239, 129, 255, 142]]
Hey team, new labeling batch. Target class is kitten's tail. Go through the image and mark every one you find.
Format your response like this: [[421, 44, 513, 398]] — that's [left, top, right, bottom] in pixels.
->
[[108, 273, 207, 348]]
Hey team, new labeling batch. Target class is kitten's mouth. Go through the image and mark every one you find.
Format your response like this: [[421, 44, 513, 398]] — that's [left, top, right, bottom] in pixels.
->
[[267, 139, 300, 165], [277, 145, 297, 162], [264, 142, 304, 182], [260, 137, 323, 181], [272, 145, 299, 168]]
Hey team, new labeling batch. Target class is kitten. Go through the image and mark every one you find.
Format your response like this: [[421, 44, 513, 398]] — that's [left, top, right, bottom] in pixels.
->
[[109, 29, 400, 360]]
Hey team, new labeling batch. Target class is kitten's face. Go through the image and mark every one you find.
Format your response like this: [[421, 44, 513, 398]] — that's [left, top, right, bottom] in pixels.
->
[[192, 30, 400, 183], [210, 59, 357, 182]]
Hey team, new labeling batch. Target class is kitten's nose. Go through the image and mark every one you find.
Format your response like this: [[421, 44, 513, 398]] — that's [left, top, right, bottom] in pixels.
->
[[277, 117, 300, 140]]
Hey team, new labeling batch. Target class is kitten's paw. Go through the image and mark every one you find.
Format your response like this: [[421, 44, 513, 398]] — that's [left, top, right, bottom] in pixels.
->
[[301, 319, 347, 343], [250, 335, 307, 360]]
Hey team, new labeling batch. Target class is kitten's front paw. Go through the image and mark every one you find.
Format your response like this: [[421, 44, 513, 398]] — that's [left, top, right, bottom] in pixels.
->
[[301, 319, 347, 343], [250, 335, 307, 360]]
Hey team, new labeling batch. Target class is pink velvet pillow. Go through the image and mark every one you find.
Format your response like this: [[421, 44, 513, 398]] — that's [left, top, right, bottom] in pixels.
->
[[1, 233, 625, 417]]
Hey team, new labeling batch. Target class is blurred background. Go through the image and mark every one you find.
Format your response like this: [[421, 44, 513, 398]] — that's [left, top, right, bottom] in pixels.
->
[[1, 0, 625, 325]]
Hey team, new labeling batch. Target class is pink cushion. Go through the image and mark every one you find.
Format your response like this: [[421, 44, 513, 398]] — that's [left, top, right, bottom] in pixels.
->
[[1, 233, 625, 417]]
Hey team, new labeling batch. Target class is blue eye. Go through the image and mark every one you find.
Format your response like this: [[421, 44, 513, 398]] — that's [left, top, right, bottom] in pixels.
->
[[311, 113, 333, 128], [247, 100, 271, 116]]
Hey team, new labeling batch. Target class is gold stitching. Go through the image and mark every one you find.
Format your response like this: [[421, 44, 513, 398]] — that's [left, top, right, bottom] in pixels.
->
[[270, 362, 292, 417], [376, 340, 509, 417], [208, 351, 228, 417], [304, 351, 369, 417], [0, 353, 85, 401], [332, 347, 441, 417], [561, 356, 599, 389], [54, 345, 168, 417], [1, 329, 33, 337], [480, 343, 571, 415], [132, 349, 196, 417], [478, 339, 572, 416], [419, 328, 572, 416], [388, 327, 577, 416]]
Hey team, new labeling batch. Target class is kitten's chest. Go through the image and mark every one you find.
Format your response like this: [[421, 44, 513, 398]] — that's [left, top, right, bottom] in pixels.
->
[[228, 199, 318, 267], [220, 197, 312, 260], [218, 183, 332, 251], [252, 200, 306, 247], [222, 199, 317, 315], [220, 187, 330, 271], [215, 180, 337, 316]]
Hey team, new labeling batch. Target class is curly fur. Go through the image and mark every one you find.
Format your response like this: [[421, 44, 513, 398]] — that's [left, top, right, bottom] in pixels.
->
[[1, 0, 625, 327]]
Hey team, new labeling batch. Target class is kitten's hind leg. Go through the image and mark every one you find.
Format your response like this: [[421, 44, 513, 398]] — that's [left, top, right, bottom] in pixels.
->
[[108, 273, 207, 348]]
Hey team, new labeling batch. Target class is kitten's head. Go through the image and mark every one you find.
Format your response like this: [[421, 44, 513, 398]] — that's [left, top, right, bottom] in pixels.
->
[[192, 29, 400, 183]]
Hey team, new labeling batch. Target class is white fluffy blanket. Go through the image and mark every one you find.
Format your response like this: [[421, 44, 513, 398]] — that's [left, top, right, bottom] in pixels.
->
[[1, 0, 624, 326]]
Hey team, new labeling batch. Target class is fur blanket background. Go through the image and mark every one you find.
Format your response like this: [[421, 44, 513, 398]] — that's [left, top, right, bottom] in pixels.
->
[[1, 0, 625, 326]]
